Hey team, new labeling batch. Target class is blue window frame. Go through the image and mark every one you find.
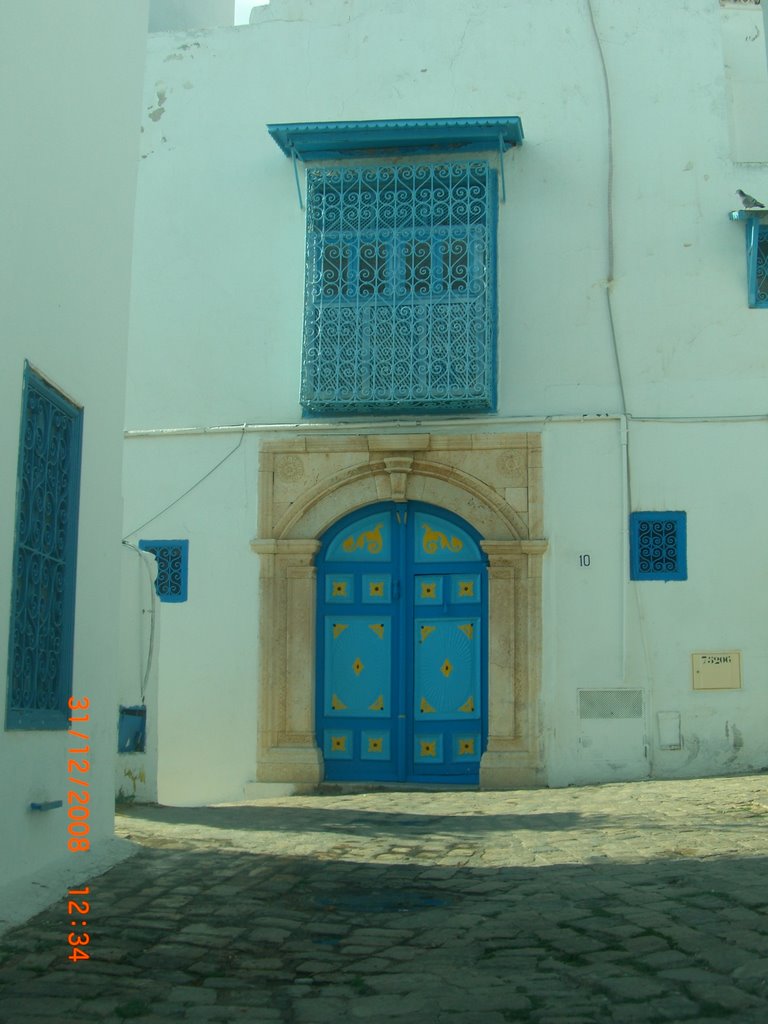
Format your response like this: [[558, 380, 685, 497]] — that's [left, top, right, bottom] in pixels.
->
[[118, 705, 147, 753], [301, 161, 498, 416], [629, 512, 687, 581], [6, 364, 83, 730], [138, 539, 189, 602], [746, 220, 768, 308]]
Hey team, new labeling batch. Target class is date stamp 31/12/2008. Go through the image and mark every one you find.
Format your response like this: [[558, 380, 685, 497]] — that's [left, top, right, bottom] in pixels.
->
[[67, 696, 91, 853], [67, 695, 92, 962]]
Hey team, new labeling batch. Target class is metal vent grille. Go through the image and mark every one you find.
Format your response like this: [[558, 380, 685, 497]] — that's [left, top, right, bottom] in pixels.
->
[[578, 689, 643, 720]]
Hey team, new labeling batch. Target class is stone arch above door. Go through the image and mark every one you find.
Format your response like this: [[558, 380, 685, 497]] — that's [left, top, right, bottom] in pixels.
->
[[250, 432, 547, 789]]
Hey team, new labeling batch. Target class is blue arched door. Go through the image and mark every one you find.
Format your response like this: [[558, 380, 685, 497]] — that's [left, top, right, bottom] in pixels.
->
[[316, 501, 488, 784]]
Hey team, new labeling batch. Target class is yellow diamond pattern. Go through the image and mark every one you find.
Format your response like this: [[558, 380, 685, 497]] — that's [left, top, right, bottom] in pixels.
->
[[352, 658, 364, 676], [441, 659, 453, 677]]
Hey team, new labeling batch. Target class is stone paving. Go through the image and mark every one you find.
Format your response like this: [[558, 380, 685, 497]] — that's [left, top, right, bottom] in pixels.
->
[[1, 774, 767, 1023]]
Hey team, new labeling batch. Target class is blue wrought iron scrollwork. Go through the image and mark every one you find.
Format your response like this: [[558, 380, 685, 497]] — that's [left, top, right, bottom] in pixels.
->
[[756, 226, 768, 306], [301, 161, 497, 415], [7, 366, 83, 728], [138, 540, 189, 602], [630, 511, 686, 581], [637, 520, 678, 574]]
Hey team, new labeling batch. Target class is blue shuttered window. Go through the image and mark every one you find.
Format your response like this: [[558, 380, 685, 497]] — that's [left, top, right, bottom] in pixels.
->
[[138, 539, 189, 602], [629, 512, 687, 581], [746, 220, 768, 308], [301, 161, 497, 416], [6, 365, 83, 730]]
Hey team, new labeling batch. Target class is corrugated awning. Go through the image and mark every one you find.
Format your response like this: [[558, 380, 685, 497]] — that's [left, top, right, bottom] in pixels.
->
[[267, 117, 524, 161]]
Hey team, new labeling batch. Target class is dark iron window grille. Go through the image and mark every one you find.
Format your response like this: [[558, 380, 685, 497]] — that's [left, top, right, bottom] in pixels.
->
[[301, 161, 498, 416], [747, 221, 768, 307], [138, 539, 189, 602], [629, 512, 687, 581], [6, 364, 83, 730]]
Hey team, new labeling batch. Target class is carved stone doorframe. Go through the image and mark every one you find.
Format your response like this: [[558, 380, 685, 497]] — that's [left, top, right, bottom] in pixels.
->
[[250, 432, 547, 788]]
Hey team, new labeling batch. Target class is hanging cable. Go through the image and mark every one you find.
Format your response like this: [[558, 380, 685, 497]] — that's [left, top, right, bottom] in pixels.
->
[[122, 541, 156, 705], [123, 423, 246, 539], [586, 0, 629, 427]]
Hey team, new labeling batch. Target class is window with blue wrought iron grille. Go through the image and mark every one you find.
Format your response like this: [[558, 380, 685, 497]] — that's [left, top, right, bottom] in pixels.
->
[[6, 364, 83, 730], [301, 161, 498, 415], [629, 512, 687, 581], [747, 222, 768, 307], [138, 539, 189, 602]]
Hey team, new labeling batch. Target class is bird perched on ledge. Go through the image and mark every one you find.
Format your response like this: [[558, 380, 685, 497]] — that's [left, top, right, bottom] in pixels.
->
[[737, 189, 766, 209]]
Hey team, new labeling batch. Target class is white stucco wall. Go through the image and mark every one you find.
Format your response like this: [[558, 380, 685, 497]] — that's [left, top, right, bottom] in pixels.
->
[[124, 0, 768, 799], [0, 1, 148, 923], [542, 417, 768, 787], [149, 0, 234, 32], [122, 434, 259, 805]]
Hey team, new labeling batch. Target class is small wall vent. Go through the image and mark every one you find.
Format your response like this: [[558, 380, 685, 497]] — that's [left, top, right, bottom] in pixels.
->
[[578, 689, 643, 720]]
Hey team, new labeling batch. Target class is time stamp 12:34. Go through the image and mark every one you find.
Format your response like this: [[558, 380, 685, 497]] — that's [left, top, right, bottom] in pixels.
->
[[67, 695, 92, 963]]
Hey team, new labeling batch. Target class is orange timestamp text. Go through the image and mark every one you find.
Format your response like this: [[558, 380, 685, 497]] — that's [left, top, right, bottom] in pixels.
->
[[66, 696, 91, 852]]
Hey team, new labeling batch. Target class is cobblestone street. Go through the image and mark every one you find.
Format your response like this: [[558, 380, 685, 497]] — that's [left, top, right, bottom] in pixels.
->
[[1, 775, 767, 1023]]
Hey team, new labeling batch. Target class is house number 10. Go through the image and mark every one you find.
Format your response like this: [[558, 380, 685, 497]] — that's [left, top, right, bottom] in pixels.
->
[[579, 554, 591, 567]]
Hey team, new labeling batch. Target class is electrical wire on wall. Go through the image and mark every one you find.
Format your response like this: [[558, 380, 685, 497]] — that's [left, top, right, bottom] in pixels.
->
[[122, 423, 247, 540], [122, 540, 157, 705], [585, 0, 653, 710], [586, 0, 629, 428], [120, 423, 247, 708]]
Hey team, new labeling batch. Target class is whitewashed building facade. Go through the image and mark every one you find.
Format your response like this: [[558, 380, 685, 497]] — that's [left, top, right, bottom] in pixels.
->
[[122, 0, 768, 804], [0, 1, 148, 926]]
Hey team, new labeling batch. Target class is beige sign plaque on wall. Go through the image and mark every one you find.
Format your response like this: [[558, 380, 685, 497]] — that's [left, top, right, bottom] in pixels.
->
[[691, 651, 742, 690]]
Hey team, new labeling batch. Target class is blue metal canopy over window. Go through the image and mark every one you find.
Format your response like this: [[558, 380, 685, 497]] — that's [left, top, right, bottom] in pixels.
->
[[269, 117, 523, 418], [267, 117, 524, 161]]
